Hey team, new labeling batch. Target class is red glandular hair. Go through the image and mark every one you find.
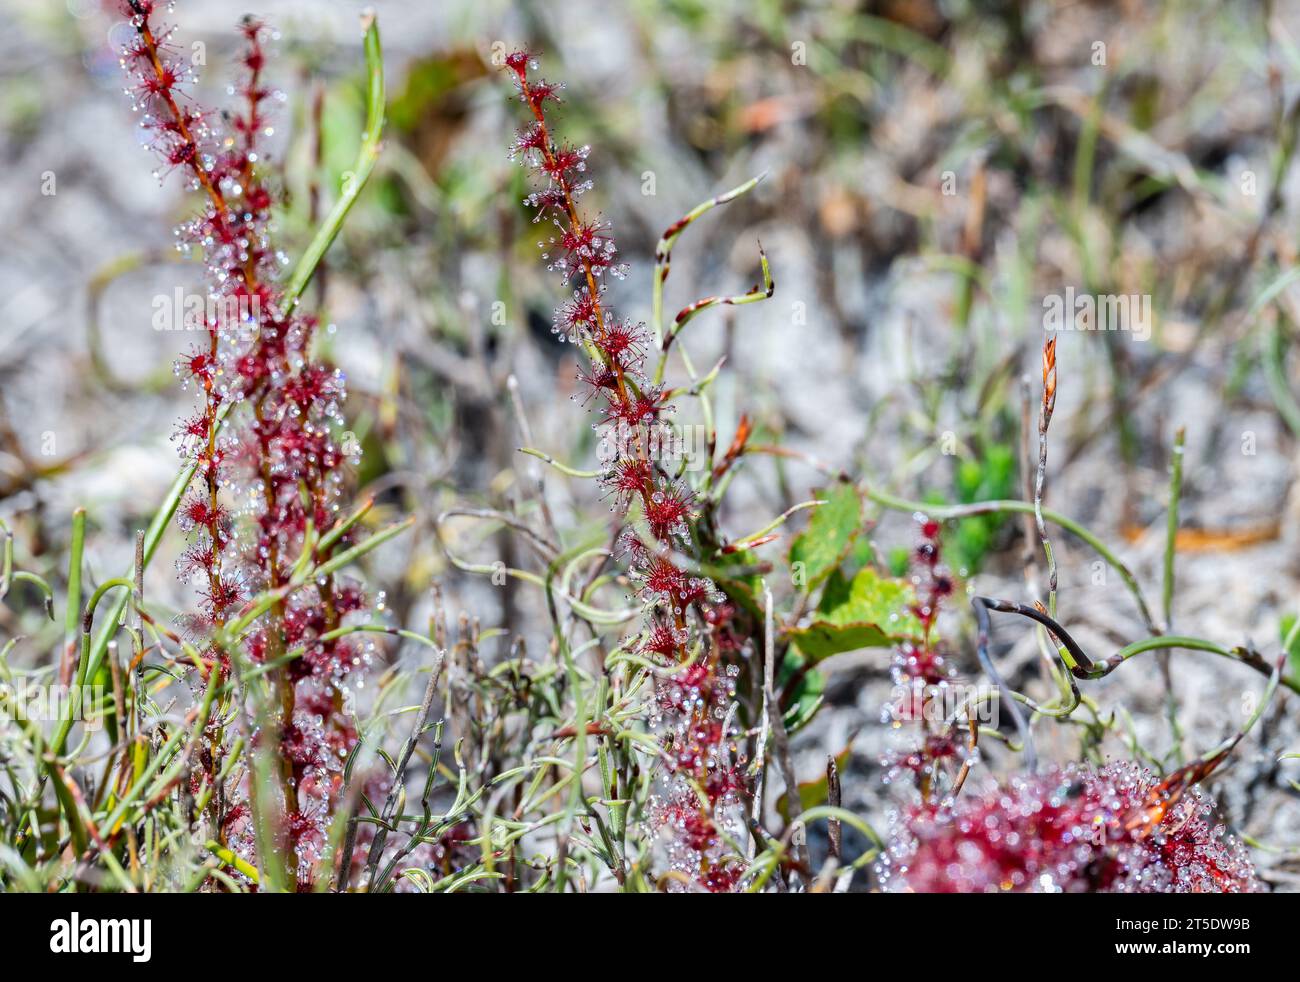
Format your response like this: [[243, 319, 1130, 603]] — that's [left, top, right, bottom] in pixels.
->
[[119, 1, 370, 886], [880, 518, 964, 797], [505, 51, 744, 891], [879, 761, 1262, 893]]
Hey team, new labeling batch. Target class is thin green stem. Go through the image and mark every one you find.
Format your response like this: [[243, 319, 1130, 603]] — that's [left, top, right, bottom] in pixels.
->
[[284, 13, 385, 307], [863, 484, 1158, 631], [1162, 427, 1185, 630]]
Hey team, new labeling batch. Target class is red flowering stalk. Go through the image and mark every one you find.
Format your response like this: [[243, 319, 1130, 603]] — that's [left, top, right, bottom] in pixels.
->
[[879, 760, 1261, 893], [505, 51, 746, 891], [881, 517, 967, 798], [120, 1, 370, 886]]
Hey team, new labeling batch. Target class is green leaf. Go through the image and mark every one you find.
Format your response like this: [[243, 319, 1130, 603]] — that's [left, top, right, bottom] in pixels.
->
[[820, 565, 921, 627], [285, 13, 385, 307], [777, 648, 825, 734], [711, 546, 765, 621], [936, 442, 1016, 573], [786, 566, 922, 662], [1282, 614, 1300, 676], [788, 483, 862, 590]]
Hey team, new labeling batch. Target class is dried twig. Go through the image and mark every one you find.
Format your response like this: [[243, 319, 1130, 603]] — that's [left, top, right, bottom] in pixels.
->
[[1035, 338, 1058, 617]]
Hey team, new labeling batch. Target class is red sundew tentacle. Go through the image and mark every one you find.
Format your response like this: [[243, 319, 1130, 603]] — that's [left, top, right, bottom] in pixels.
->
[[881, 517, 964, 796], [880, 761, 1261, 893], [119, 2, 373, 885], [506, 50, 746, 889], [643, 480, 694, 542], [601, 457, 653, 506]]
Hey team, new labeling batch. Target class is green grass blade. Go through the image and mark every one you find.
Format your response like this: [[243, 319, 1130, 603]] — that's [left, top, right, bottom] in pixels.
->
[[284, 12, 385, 307]]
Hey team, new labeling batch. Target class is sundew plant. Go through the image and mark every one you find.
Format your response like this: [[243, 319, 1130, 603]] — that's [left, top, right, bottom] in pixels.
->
[[2, 0, 1300, 902]]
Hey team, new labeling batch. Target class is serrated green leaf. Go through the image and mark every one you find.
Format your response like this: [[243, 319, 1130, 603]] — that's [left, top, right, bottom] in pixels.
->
[[788, 483, 862, 590], [786, 566, 922, 662]]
